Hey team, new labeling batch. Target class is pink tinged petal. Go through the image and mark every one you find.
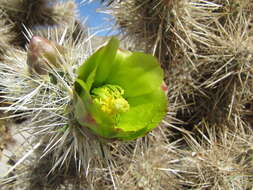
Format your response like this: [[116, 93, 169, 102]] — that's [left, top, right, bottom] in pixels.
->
[[161, 81, 168, 92], [84, 113, 97, 125]]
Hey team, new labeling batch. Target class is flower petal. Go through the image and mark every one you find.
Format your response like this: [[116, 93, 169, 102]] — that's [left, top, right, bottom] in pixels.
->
[[74, 79, 119, 138], [113, 89, 167, 140], [106, 51, 164, 97], [77, 38, 119, 88]]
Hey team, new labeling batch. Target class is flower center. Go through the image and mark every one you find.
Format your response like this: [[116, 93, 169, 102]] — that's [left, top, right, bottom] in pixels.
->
[[91, 84, 130, 115]]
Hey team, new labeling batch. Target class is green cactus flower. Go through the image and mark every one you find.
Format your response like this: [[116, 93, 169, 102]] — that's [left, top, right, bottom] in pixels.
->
[[74, 38, 167, 140]]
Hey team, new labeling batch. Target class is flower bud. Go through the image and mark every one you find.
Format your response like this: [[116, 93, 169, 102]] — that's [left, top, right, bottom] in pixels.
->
[[27, 36, 65, 75]]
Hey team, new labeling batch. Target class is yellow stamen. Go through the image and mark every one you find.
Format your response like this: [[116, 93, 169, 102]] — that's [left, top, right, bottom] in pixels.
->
[[92, 84, 129, 115]]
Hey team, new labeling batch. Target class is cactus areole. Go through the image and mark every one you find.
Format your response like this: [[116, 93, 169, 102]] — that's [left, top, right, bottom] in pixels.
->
[[74, 38, 167, 140]]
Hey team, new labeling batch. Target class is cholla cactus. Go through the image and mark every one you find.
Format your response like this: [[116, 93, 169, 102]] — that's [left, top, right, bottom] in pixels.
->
[[0, 10, 12, 61], [106, 0, 253, 129], [0, 20, 167, 189], [169, 0, 253, 127], [100, 0, 253, 189], [3, 0, 253, 189], [101, 0, 175, 67], [0, 0, 76, 48], [99, 123, 253, 190], [0, 26, 97, 189]]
